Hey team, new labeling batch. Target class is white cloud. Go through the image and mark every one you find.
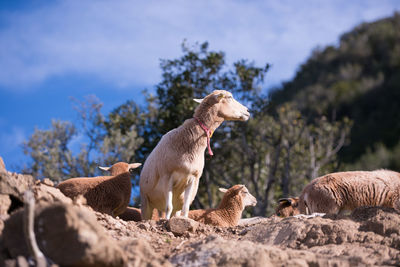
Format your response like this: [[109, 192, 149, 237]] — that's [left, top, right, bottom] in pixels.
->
[[0, 0, 398, 90], [0, 126, 26, 154]]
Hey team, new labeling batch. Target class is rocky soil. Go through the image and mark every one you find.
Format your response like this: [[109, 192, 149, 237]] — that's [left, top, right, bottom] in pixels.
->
[[1, 157, 399, 266]]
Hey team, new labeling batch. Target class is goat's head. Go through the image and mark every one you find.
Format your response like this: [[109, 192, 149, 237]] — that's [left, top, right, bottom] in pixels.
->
[[219, 184, 257, 208], [194, 90, 250, 121], [99, 162, 142, 176], [275, 197, 300, 217]]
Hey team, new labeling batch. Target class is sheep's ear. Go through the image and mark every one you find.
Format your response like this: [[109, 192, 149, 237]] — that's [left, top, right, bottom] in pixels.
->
[[98, 166, 110, 172], [128, 163, 142, 169], [218, 188, 228, 193], [193, 98, 203, 104]]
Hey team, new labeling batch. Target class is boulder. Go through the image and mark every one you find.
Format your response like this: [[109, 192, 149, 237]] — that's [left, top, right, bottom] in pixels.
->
[[2, 203, 128, 267], [240, 207, 400, 265], [0, 157, 5, 172], [120, 238, 172, 267], [0, 170, 35, 201], [171, 235, 347, 267], [0, 194, 11, 215], [33, 180, 72, 205], [168, 217, 199, 236]]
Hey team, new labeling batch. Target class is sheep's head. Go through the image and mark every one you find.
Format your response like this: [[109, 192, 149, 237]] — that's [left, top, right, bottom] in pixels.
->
[[275, 197, 300, 217], [194, 90, 250, 122], [98, 162, 142, 176], [219, 184, 257, 209]]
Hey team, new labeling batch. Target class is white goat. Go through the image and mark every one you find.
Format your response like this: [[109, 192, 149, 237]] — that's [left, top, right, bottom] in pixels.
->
[[139, 90, 250, 220], [188, 185, 257, 227], [57, 162, 141, 217], [277, 170, 400, 216]]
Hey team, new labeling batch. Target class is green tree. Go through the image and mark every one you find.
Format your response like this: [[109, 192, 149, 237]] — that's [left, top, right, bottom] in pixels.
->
[[22, 120, 94, 180], [22, 96, 143, 181], [22, 41, 351, 216], [270, 13, 400, 170]]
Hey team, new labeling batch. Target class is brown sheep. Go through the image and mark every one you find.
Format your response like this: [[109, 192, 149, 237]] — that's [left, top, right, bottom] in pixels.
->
[[275, 170, 400, 216], [117, 207, 142, 222], [188, 185, 257, 227], [118, 207, 164, 222], [140, 90, 250, 220], [275, 197, 300, 217], [57, 162, 141, 217]]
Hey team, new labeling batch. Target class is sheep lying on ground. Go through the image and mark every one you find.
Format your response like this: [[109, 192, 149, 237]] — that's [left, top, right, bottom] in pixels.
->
[[275, 197, 300, 217], [117, 207, 142, 222], [118, 207, 164, 222], [57, 162, 141, 217], [188, 185, 257, 227], [275, 170, 400, 216], [140, 90, 250, 220]]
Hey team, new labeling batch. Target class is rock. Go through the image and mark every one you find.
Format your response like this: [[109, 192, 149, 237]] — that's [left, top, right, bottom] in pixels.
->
[[0, 194, 11, 215], [240, 207, 400, 265], [0, 171, 36, 215], [168, 217, 199, 236], [2, 203, 128, 267], [120, 238, 172, 267], [171, 235, 346, 267], [352, 206, 400, 236], [41, 178, 54, 187], [0, 157, 5, 172], [242, 216, 361, 248], [33, 182, 72, 205], [0, 170, 35, 200], [238, 216, 268, 226]]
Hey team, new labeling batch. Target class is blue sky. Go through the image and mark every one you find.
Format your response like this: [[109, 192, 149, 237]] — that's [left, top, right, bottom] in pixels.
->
[[0, 0, 399, 171]]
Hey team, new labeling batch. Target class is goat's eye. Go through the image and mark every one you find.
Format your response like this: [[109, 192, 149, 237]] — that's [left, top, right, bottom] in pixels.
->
[[129, 168, 135, 174]]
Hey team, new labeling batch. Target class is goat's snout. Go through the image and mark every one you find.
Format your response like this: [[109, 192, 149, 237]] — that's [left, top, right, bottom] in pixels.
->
[[241, 108, 250, 121]]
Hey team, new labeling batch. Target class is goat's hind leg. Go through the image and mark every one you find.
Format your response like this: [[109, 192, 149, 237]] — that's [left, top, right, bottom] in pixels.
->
[[140, 193, 153, 220], [182, 176, 195, 218], [165, 178, 174, 219]]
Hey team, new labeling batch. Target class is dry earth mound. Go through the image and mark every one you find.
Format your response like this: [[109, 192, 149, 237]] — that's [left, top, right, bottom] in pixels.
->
[[0, 157, 399, 266]]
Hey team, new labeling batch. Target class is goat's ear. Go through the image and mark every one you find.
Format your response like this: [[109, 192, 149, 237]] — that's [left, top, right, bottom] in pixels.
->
[[128, 163, 142, 169], [193, 98, 203, 104], [278, 198, 292, 204], [218, 188, 228, 193], [215, 93, 225, 102], [98, 166, 110, 172]]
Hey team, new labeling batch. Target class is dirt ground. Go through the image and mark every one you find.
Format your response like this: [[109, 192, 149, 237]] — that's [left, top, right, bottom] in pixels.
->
[[1, 159, 399, 266]]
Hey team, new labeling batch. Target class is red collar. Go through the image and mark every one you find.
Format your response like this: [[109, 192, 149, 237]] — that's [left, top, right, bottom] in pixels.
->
[[194, 117, 214, 156]]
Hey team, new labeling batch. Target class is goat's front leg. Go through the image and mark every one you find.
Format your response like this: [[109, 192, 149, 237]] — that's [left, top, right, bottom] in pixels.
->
[[165, 178, 174, 219], [182, 177, 195, 217]]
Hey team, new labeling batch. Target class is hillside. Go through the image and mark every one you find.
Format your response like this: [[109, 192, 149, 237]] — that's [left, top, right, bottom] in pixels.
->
[[270, 13, 400, 170], [1, 159, 400, 266]]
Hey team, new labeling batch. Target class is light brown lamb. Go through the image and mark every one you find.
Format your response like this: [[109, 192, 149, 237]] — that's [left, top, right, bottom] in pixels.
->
[[139, 90, 250, 220], [188, 185, 257, 227], [57, 162, 141, 217], [275, 170, 400, 216]]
